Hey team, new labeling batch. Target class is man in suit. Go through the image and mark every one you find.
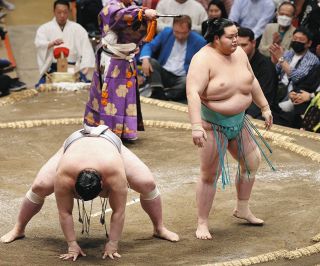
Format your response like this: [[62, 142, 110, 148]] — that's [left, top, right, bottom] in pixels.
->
[[140, 15, 206, 102]]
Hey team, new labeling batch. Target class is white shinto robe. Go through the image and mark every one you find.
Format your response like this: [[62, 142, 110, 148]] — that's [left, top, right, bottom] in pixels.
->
[[34, 18, 95, 76]]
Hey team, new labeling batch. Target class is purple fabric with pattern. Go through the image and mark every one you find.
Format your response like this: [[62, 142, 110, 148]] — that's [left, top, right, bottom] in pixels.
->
[[84, 0, 146, 140]]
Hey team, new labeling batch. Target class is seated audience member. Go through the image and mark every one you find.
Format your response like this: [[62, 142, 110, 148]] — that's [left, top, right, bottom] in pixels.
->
[[259, 1, 296, 57], [302, 84, 320, 133], [222, 0, 233, 14], [140, 15, 206, 101], [201, 0, 228, 36], [229, 0, 276, 45], [156, 0, 208, 33], [34, 0, 95, 86], [270, 27, 319, 128], [0, 28, 27, 96], [0, 75, 27, 96], [288, 65, 320, 129], [238, 27, 277, 119], [299, 0, 320, 57], [273, 0, 319, 57], [0, 0, 14, 10]]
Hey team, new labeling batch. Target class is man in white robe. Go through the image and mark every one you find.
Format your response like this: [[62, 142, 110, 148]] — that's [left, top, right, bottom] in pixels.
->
[[34, 0, 95, 84]]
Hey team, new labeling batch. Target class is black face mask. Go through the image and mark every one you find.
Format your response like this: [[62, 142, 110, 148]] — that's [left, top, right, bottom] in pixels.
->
[[291, 41, 306, 53]]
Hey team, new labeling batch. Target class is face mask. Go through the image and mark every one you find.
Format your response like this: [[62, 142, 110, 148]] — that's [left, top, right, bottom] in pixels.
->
[[291, 41, 306, 53], [277, 15, 292, 27]]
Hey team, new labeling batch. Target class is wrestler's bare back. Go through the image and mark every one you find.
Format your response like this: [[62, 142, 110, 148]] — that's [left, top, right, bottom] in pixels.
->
[[56, 137, 126, 198], [190, 45, 255, 115]]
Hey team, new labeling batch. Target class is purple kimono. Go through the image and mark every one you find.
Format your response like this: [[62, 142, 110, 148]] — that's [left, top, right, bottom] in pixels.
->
[[84, 0, 147, 140]]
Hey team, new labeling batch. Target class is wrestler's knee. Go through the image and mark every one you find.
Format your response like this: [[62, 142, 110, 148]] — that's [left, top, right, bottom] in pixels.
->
[[200, 165, 220, 184], [140, 185, 160, 201], [26, 189, 45, 205], [137, 179, 157, 195], [31, 180, 54, 198], [245, 147, 262, 175]]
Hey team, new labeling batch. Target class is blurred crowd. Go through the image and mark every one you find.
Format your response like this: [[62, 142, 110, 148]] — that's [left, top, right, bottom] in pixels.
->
[[0, 0, 27, 97]]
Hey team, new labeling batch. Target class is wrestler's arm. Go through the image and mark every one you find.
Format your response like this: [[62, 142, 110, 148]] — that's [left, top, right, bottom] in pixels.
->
[[103, 171, 127, 260], [55, 170, 86, 261], [247, 61, 273, 129], [186, 49, 209, 147]]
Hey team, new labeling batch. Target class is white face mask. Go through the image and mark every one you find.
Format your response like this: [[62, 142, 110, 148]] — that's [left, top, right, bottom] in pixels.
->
[[277, 15, 292, 27]]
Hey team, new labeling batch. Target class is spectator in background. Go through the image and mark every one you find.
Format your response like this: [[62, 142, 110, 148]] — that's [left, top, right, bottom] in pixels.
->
[[273, 0, 320, 57], [270, 27, 319, 127], [195, 0, 233, 14], [0, 59, 27, 96], [0, 0, 14, 10], [222, 0, 233, 14], [34, 0, 95, 85], [259, 1, 296, 57], [140, 15, 206, 101], [238, 27, 277, 119], [0, 29, 27, 96], [156, 0, 207, 33], [201, 0, 228, 36], [229, 0, 276, 46], [301, 82, 320, 133], [299, 0, 320, 57], [289, 65, 320, 129]]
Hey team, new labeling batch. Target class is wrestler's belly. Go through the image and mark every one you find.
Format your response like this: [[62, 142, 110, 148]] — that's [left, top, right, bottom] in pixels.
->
[[201, 93, 252, 116]]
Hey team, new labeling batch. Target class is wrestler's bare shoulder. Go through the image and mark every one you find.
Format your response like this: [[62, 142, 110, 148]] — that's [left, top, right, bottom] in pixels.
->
[[233, 46, 249, 61], [192, 45, 216, 61]]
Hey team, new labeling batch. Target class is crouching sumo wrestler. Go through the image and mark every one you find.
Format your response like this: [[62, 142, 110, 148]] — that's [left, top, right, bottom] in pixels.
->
[[1, 125, 179, 260]]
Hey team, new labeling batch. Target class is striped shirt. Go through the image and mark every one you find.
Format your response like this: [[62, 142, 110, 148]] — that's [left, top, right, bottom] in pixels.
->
[[276, 50, 319, 84]]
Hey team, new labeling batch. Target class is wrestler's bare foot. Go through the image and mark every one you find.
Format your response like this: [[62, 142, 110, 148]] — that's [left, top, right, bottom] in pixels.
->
[[196, 224, 212, 240], [233, 209, 264, 225], [153, 227, 179, 242], [1, 228, 25, 243]]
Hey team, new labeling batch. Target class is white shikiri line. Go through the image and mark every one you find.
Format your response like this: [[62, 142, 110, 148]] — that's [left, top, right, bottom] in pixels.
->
[[91, 198, 141, 217], [256, 163, 319, 182]]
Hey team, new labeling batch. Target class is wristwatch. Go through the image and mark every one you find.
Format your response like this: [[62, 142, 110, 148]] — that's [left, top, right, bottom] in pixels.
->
[[278, 56, 285, 64]]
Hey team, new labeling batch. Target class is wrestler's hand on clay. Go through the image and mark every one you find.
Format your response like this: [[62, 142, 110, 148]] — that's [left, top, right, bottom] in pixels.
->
[[191, 123, 207, 148], [59, 241, 86, 261], [261, 105, 273, 130], [103, 240, 121, 260]]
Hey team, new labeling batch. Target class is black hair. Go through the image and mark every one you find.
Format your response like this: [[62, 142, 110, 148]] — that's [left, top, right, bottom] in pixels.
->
[[75, 169, 102, 201], [54, 0, 70, 10], [207, 0, 228, 19], [293, 27, 313, 42], [204, 18, 235, 43], [278, 1, 296, 14], [238, 27, 255, 41]]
